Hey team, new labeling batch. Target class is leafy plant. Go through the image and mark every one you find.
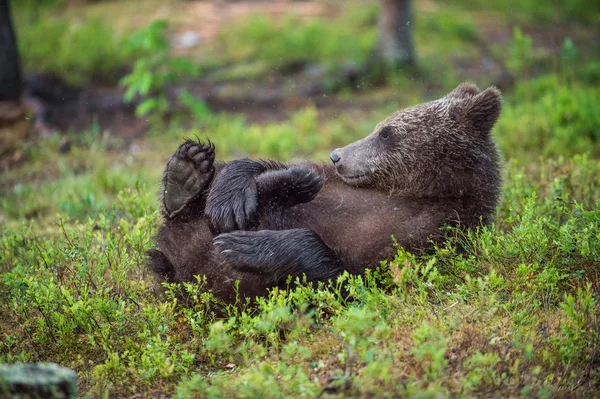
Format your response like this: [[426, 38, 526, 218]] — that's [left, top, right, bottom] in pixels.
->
[[557, 284, 600, 366], [495, 76, 600, 159], [507, 27, 534, 77], [560, 37, 578, 83], [412, 324, 448, 379], [218, 13, 376, 71], [120, 20, 200, 120]]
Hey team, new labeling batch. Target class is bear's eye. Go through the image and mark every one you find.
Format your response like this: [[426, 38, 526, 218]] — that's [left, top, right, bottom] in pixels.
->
[[379, 126, 393, 141]]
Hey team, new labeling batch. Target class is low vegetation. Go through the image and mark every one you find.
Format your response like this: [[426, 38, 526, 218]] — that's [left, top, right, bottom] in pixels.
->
[[2, 0, 600, 397], [13, 7, 134, 85]]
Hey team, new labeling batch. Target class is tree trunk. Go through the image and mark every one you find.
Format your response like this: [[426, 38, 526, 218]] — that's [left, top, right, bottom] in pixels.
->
[[0, 0, 21, 101], [378, 0, 415, 66], [0, 0, 29, 169]]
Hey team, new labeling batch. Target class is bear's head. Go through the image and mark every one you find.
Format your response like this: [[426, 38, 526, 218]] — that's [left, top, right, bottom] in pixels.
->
[[330, 83, 502, 214]]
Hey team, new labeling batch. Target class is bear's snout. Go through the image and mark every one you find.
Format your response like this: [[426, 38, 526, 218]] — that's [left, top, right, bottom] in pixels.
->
[[330, 150, 341, 165]]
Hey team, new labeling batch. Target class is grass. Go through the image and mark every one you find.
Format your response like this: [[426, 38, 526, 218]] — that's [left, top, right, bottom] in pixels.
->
[[13, 8, 134, 85], [215, 7, 378, 72], [2, 0, 600, 397], [496, 76, 600, 159], [437, 0, 600, 25]]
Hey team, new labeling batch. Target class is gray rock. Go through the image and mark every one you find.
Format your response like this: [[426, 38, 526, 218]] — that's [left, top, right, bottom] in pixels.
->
[[0, 363, 77, 399]]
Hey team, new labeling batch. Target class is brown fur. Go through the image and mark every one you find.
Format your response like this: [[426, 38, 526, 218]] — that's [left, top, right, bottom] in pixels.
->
[[149, 83, 503, 302]]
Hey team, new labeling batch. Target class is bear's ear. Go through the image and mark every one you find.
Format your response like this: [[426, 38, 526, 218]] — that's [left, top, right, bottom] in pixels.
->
[[446, 82, 480, 99], [451, 86, 502, 134]]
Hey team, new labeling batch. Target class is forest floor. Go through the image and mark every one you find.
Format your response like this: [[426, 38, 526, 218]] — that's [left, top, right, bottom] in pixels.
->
[[2, 1, 600, 398]]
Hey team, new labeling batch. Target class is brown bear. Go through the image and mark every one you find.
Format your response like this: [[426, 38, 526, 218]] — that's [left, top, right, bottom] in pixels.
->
[[148, 83, 503, 302]]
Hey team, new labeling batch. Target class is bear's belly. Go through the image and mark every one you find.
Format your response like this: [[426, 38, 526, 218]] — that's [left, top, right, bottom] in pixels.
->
[[280, 184, 449, 273]]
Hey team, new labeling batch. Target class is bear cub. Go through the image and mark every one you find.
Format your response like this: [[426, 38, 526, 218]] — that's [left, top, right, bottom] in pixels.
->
[[148, 83, 503, 302]]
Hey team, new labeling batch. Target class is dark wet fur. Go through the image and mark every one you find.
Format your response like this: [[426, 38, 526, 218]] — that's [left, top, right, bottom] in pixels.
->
[[148, 84, 503, 302]]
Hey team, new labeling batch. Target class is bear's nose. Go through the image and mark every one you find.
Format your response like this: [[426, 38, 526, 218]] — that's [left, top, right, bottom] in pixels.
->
[[330, 150, 341, 165]]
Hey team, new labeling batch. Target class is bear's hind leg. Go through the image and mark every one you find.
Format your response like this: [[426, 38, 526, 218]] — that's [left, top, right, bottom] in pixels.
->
[[160, 140, 215, 219], [214, 228, 344, 284]]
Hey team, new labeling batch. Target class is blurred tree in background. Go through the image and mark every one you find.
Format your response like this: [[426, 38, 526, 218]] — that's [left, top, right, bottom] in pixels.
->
[[0, 0, 21, 101], [0, 0, 29, 167], [378, 0, 415, 67]]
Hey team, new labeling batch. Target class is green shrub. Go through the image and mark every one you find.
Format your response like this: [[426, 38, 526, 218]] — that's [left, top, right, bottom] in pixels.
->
[[15, 13, 132, 85], [218, 13, 377, 70], [495, 76, 600, 159], [120, 20, 201, 120], [0, 212, 200, 395], [438, 0, 600, 24], [556, 284, 600, 366]]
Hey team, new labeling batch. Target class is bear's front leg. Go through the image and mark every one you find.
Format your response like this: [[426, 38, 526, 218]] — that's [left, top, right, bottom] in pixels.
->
[[213, 229, 344, 283], [205, 161, 322, 234], [256, 166, 323, 209], [205, 159, 290, 233]]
